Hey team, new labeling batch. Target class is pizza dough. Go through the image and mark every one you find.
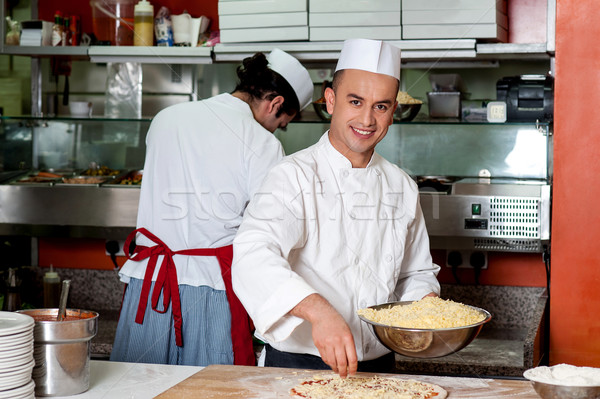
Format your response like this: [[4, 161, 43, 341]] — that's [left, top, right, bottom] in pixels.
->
[[290, 374, 447, 399]]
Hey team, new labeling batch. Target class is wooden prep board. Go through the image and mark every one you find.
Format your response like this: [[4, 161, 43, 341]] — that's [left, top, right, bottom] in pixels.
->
[[156, 364, 540, 398]]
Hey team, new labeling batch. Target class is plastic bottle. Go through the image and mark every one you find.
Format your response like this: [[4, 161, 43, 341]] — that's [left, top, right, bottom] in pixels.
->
[[43, 265, 61, 308], [134, 0, 154, 46]]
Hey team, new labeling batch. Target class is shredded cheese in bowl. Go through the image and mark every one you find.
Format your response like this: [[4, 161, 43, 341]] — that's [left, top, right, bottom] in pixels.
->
[[357, 296, 486, 329], [396, 91, 423, 104]]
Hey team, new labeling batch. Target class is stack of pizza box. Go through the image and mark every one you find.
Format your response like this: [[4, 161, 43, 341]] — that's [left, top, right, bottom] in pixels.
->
[[218, 0, 308, 43], [401, 0, 508, 42], [308, 0, 401, 41]]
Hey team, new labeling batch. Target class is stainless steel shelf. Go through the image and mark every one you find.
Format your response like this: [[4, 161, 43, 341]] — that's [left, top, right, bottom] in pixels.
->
[[0, 41, 552, 64], [88, 46, 213, 64]]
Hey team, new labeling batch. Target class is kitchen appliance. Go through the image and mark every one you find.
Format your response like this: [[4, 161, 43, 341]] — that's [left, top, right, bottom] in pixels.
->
[[419, 177, 551, 253], [496, 74, 554, 122]]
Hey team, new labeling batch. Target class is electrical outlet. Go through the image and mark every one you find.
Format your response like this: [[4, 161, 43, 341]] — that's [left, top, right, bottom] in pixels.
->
[[445, 250, 488, 269]]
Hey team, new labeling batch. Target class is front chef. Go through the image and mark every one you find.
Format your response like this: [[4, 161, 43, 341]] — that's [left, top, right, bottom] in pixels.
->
[[232, 38, 441, 377], [110, 49, 314, 366]]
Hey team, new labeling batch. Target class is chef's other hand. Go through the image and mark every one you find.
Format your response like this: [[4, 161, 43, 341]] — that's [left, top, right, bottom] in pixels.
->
[[422, 292, 439, 298], [290, 294, 358, 378]]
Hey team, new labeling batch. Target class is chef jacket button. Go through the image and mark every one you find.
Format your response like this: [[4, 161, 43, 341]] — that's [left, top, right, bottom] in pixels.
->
[[381, 212, 388, 219], [360, 301, 367, 308], [365, 343, 371, 353], [386, 254, 393, 263], [342, 170, 349, 177], [374, 169, 381, 176], [354, 257, 360, 265], [350, 212, 356, 219]]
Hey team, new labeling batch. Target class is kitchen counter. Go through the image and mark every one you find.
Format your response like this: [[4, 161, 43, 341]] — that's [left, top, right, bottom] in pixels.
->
[[51, 361, 540, 398], [49, 361, 204, 399]]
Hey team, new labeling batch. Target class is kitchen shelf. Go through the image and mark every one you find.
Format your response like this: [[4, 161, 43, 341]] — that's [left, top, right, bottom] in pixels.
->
[[1, 45, 213, 64], [1, 41, 552, 65]]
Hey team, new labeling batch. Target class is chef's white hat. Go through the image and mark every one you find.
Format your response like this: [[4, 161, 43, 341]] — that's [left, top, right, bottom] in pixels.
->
[[267, 48, 314, 111], [335, 38, 401, 80]]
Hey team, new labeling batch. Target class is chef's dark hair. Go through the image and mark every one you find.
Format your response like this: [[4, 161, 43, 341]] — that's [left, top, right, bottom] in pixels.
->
[[234, 52, 300, 117]]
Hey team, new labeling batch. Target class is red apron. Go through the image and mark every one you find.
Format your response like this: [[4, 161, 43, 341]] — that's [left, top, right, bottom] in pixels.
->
[[123, 227, 255, 366]]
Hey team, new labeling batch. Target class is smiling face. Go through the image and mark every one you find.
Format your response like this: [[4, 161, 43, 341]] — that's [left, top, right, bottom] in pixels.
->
[[325, 69, 398, 168]]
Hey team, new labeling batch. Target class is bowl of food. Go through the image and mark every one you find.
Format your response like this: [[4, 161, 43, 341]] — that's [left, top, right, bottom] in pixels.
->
[[312, 97, 331, 121], [357, 296, 491, 358], [394, 91, 423, 122], [524, 364, 600, 399]]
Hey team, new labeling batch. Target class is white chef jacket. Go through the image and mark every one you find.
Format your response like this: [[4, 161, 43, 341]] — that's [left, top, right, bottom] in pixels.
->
[[119, 93, 285, 289], [232, 131, 440, 361]]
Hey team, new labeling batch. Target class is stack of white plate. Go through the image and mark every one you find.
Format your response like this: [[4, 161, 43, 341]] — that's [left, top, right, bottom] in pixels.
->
[[0, 311, 35, 399]]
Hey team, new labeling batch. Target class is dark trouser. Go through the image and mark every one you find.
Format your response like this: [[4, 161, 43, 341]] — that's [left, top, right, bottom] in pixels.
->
[[264, 344, 394, 373]]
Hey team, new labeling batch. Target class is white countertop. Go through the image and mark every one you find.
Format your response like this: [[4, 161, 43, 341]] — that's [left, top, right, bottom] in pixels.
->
[[50, 360, 204, 399]]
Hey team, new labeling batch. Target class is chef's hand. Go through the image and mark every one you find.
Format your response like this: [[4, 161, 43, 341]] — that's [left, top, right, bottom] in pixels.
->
[[423, 292, 439, 298], [290, 293, 358, 378]]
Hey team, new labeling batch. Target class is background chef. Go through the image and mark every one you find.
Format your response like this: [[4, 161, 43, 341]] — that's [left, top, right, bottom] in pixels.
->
[[232, 38, 441, 377], [110, 49, 314, 367]]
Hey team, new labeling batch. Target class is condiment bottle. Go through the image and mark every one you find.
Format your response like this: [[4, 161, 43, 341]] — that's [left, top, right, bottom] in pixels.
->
[[51, 11, 64, 47], [134, 0, 154, 46], [2, 268, 21, 311], [43, 265, 61, 308]]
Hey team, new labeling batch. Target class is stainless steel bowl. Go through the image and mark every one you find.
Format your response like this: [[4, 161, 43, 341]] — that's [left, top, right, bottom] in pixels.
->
[[524, 369, 600, 399], [393, 103, 422, 121], [312, 101, 331, 121], [358, 301, 491, 358]]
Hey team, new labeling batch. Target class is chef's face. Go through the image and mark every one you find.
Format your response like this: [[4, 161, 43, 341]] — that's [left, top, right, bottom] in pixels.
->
[[254, 95, 296, 133], [325, 69, 398, 168], [258, 110, 296, 133]]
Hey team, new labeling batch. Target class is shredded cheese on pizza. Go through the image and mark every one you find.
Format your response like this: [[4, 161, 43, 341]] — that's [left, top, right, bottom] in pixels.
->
[[290, 375, 445, 399], [358, 296, 485, 329]]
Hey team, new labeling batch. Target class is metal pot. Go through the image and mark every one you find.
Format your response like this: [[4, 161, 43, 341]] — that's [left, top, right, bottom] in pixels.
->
[[17, 308, 98, 397]]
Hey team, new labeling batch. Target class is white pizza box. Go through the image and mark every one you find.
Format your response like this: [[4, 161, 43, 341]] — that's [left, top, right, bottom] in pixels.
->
[[220, 26, 309, 43], [220, 12, 307, 29], [309, 12, 400, 27], [402, 0, 506, 12], [309, 26, 402, 42], [403, 10, 508, 29], [218, 0, 307, 16], [402, 23, 507, 42], [308, 0, 400, 13]]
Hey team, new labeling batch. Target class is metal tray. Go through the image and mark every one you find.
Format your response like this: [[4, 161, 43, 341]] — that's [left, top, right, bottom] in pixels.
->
[[102, 170, 143, 188], [7, 169, 79, 186], [55, 175, 114, 186]]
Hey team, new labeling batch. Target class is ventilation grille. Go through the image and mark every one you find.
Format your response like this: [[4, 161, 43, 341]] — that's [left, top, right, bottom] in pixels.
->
[[488, 197, 540, 238], [474, 238, 541, 252]]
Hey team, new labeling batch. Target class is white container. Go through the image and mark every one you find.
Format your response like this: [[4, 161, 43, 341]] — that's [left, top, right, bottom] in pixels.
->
[[403, 10, 507, 28], [220, 26, 308, 43], [403, 24, 507, 41], [220, 12, 307, 29], [402, 0, 506, 11], [310, 26, 401, 41], [69, 101, 93, 117], [134, 0, 154, 46], [218, 0, 306, 15], [309, 12, 400, 27], [309, 0, 399, 13]]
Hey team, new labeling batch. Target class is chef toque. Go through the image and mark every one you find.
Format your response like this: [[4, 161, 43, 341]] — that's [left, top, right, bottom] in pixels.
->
[[267, 48, 314, 111], [335, 38, 401, 80]]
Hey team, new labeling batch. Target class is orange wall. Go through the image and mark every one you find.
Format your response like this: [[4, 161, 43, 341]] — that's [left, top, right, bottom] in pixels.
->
[[550, 0, 600, 366], [38, 237, 126, 270]]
